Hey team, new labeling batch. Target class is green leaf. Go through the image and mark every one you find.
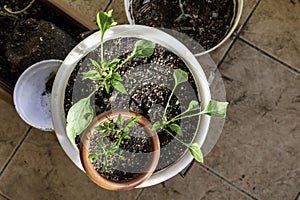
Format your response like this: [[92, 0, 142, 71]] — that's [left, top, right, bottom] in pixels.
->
[[187, 100, 200, 112], [81, 70, 101, 81], [188, 143, 203, 163], [96, 10, 117, 37], [107, 58, 120, 69], [103, 80, 110, 93], [113, 72, 122, 81], [111, 80, 128, 94], [89, 58, 101, 69], [170, 123, 183, 136], [200, 100, 229, 118], [117, 114, 123, 128], [173, 69, 188, 85], [94, 125, 104, 132], [151, 121, 161, 131], [132, 40, 155, 58], [66, 97, 94, 144], [175, 13, 192, 22]]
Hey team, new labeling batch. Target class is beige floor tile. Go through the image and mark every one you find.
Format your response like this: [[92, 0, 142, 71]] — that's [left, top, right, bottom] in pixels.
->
[[241, 0, 300, 70], [61, 0, 110, 23], [0, 194, 7, 200], [235, 0, 260, 33], [0, 128, 141, 199], [205, 39, 300, 200], [0, 99, 29, 169], [139, 164, 251, 200]]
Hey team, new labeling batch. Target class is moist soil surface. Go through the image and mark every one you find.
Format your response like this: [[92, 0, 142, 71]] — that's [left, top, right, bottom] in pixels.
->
[[131, 0, 236, 53], [0, 0, 85, 91], [65, 37, 201, 176]]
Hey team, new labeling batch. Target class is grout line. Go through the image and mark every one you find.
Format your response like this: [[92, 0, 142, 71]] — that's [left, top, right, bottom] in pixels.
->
[[197, 163, 259, 200], [0, 127, 32, 176], [104, 0, 113, 11], [236, 0, 262, 35], [294, 190, 300, 200], [238, 37, 300, 75], [135, 188, 145, 200], [0, 192, 10, 200], [216, 0, 262, 68]]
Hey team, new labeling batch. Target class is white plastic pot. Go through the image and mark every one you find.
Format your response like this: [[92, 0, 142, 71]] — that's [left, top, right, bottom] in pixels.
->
[[14, 59, 62, 131], [51, 25, 211, 187], [124, 0, 243, 56]]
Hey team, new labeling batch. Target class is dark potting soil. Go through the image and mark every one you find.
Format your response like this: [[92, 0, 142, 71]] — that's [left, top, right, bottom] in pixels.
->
[[41, 71, 56, 96], [65, 37, 200, 175], [0, 0, 85, 91], [131, 0, 236, 52], [89, 120, 152, 181]]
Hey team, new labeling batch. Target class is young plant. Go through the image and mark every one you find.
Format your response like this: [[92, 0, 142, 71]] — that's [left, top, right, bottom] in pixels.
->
[[175, 0, 192, 22], [152, 69, 228, 163], [88, 115, 141, 169], [66, 11, 155, 144]]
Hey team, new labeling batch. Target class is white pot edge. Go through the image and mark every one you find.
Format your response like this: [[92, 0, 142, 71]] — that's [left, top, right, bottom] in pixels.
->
[[124, 0, 244, 56]]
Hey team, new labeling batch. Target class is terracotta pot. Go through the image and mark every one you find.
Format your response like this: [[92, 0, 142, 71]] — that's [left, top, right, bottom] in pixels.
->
[[79, 109, 160, 191]]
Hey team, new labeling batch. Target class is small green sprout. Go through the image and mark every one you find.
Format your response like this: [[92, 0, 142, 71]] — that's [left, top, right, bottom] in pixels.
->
[[152, 69, 228, 163], [89, 114, 141, 169], [175, 0, 192, 22]]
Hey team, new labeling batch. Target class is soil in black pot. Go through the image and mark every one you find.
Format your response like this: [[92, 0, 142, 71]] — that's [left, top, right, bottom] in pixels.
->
[[65, 37, 200, 172], [89, 119, 152, 181], [0, 0, 85, 91], [130, 0, 236, 52]]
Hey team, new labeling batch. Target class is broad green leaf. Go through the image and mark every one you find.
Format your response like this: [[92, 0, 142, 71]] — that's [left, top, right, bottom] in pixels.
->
[[188, 143, 203, 163], [66, 97, 94, 144], [81, 70, 101, 81], [170, 123, 183, 136], [200, 100, 229, 118], [89, 58, 101, 69], [96, 10, 117, 37], [187, 100, 200, 112], [111, 80, 128, 94], [132, 40, 155, 58], [173, 69, 188, 85], [151, 121, 161, 131]]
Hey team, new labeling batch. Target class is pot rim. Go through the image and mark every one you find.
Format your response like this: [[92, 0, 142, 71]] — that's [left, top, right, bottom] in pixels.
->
[[80, 109, 160, 191], [124, 0, 243, 56], [51, 24, 211, 188], [14, 59, 62, 131]]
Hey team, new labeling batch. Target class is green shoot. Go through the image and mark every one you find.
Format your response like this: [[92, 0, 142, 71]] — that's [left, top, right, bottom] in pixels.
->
[[152, 69, 228, 163], [175, 0, 192, 22], [89, 114, 141, 169]]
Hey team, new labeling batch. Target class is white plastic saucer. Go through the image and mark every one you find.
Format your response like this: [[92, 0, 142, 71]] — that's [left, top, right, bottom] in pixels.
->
[[13, 59, 62, 131]]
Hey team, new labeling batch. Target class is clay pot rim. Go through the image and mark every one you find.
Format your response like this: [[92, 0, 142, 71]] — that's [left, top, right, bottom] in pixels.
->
[[80, 109, 160, 191]]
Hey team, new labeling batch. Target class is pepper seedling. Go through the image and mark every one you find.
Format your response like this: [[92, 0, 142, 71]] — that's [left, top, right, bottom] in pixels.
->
[[66, 10, 155, 143]]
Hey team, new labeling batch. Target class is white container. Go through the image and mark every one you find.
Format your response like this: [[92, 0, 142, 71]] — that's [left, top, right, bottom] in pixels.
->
[[51, 25, 211, 187], [124, 0, 243, 56], [14, 59, 62, 131]]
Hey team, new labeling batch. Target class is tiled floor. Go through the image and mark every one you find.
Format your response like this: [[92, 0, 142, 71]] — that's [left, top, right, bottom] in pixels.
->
[[1, 0, 300, 199]]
